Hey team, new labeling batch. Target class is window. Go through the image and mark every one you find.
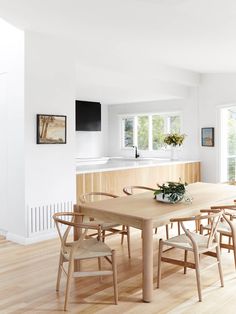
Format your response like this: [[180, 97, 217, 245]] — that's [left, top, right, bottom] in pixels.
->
[[123, 117, 134, 147], [221, 106, 236, 181], [152, 115, 165, 150], [121, 112, 181, 150], [138, 116, 149, 150]]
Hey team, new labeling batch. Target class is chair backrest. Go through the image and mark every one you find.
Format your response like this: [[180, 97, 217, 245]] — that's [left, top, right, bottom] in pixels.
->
[[171, 210, 222, 248], [79, 192, 118, 204], [123, 186, 155, 196], [211, 204, 236, 231], [53, 212, 101, 255]]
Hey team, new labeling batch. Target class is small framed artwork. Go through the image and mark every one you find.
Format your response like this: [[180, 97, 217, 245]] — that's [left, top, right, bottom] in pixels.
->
[[201, 127, 214, 147], [37, 114, 67, 144]]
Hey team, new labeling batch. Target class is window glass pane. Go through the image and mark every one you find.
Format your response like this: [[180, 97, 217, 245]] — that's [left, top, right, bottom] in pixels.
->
[[227, 109, 236, 156], [170, 116, 181, 133], [123, 118, 134, 147], [152, 115, 165, 150], [138, 116, 149, 150], [228, 157, 236, 181]]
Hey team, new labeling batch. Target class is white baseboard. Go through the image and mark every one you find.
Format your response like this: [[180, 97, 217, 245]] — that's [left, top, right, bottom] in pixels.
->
[[6, 231, 58, 245]]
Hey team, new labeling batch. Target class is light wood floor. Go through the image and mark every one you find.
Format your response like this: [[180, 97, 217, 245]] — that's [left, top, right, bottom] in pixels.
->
[[1, 227, 236, 314]]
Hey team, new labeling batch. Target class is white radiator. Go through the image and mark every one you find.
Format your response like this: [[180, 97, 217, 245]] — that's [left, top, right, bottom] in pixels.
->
[[27, 201, 73, 237]]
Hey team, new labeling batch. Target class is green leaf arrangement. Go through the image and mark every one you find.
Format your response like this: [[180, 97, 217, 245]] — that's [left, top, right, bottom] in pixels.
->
[[154, 180, 187, 203], [164, 133, 186, 147]]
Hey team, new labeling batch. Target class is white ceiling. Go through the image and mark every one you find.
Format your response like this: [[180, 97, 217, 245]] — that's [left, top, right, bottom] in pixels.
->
[[1, 0, 236, 103]]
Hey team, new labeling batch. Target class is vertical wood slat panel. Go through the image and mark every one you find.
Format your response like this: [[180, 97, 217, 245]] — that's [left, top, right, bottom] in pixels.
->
[[85, 173, 92, 194], [76, 174, 85, 203], [76, 162, 201, 199]]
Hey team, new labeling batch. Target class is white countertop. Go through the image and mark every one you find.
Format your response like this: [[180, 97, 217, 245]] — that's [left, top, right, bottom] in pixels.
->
[[76, 157, 200, 174]]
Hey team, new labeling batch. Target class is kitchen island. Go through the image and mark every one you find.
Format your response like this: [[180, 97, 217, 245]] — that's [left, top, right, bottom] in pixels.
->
[[76, 158, 200, 201]]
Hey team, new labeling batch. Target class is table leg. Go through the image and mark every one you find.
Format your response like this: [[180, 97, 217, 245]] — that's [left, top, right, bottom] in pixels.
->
[[142, 219, 153, 302]]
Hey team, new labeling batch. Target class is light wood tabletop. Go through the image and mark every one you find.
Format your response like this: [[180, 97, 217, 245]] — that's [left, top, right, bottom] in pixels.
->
[[77, 182, 236, 303]]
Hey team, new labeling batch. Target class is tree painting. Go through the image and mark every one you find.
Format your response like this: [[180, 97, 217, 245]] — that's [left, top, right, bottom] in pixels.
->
[[37, 115, 66, 144], [40, 115, 55, 140]]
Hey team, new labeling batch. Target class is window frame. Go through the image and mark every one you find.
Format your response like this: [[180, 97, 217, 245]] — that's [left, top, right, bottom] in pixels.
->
[[220, 105, 236, 182], [120, 111, 182, 151]]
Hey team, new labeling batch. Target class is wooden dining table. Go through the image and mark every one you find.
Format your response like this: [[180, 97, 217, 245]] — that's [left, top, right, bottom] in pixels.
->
[[77, 182, 236, 303]]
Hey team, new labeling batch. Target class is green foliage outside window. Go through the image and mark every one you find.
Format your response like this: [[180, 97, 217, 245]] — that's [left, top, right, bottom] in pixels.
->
[[228, 110, 236, 156], [138, 116, 149, 150], [124, 118, 134, 147], [170, 116, 181, 133], [227, 109, 236, 181], [228, 157, 236, 181], [152, 115, 165, 150]]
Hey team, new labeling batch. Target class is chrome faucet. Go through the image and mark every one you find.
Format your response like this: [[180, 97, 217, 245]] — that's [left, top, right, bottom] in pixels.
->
[[133, 146, 140, 159]]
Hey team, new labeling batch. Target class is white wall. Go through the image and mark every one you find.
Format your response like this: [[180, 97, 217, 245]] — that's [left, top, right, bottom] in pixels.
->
[[199, 73, 236, 182], [0, 74, 7, 235], [75, 103, 108, 157], [0, 20, 25, 237], [0, 26, 77, 243], [107, 88, 200, 160], [24, 32, 76, 211]]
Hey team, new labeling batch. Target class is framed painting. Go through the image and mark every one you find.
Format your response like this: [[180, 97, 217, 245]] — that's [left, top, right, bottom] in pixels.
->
[[201, 127, 214, 147], [37, 114, 67, 144]]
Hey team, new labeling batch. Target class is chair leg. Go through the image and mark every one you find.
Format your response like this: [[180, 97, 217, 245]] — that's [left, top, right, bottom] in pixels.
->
[[154, 227, 158, 234], [232, 235, 236, 269], [178, 222, 181, 235], [157, 239, 163, 288], [165, 225, 169, 240], [98, 257, 102, 270], [228, 236, 231, 253], [97, 228, 102, 241], [195, 220, 199, 232], [184, 250, 188, 274], [220, 234, 223, 252], [102, 230, 106, 242], [64, 257, 74, 311], [56, 252, 63, 291], [200, 224, 203, 235], [121, 225, 125, 245], [126, 226, 131, 259], [193, 250, 202, 302], [98, 257, 103, 282], [216, 245, 224, 287], [111, 250, 118, 304]]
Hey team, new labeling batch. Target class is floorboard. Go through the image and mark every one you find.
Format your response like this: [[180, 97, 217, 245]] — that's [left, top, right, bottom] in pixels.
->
[[0, 228, 236, 313]]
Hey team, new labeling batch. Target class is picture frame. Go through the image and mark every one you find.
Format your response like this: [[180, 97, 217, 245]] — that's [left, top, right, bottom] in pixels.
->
[[201, 127, 214, 147], [36, 114, 67, 144]]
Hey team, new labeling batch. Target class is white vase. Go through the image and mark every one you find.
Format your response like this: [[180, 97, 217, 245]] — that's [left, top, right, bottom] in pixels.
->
[[155, 193, 183, 203], [170, 146, 178, 160], [155, 194, 172, 203]]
